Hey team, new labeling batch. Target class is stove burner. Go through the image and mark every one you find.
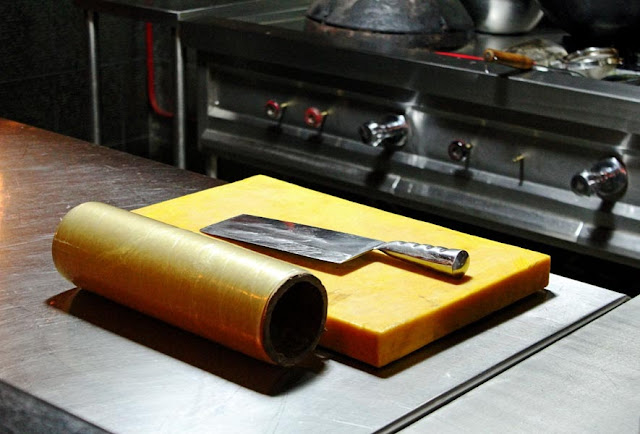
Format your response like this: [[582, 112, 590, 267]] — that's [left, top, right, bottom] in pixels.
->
[[305, 0, 474, 50]]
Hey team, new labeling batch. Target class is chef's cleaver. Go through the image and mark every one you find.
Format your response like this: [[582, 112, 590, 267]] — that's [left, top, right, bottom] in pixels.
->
[[200, 215, 470, 277]]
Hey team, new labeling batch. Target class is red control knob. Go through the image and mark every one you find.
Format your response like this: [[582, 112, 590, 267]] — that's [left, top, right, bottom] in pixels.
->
[[304, 107, 328, 129], [265, 99, 284, 119]]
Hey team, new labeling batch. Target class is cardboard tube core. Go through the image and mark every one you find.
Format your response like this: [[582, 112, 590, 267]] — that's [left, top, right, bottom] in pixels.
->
[[264, 279, 328, 365]]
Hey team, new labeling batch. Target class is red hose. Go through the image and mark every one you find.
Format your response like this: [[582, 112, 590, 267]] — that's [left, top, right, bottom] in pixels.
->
[[435, 51, 484, 61], [145, 23, 174, 118]]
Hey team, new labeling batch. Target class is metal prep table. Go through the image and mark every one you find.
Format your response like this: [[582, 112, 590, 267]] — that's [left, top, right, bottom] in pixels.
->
[[73, 0, 254, 168], [403, 289, 640, 433], [0, 118, 630, 432]]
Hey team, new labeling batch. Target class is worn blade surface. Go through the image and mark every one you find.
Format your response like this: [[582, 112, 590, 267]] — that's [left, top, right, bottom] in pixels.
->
[[200, 214, 383, 263]]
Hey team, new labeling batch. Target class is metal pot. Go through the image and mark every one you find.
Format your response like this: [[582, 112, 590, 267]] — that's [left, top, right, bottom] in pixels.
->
[[536, 0, 640, 43], [459, 0, 544, 34]]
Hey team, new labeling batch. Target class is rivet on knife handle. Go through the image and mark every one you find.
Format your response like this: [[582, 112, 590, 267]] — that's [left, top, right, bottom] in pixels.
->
[[377, 241, 470, 278]]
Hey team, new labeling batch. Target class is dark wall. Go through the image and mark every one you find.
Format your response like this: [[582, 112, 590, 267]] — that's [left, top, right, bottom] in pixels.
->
[[0, 2, 173, 156]]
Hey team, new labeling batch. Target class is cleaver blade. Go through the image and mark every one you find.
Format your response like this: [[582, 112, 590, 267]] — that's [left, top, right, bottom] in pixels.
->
[[201, 215, 469, 278]]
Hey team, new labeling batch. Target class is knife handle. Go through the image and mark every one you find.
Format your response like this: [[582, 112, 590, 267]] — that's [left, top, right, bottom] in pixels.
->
[[378, 241, 470, 278], [483, 49, 535, 70]]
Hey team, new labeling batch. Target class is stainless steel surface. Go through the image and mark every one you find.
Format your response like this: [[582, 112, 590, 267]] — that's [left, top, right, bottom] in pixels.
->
[[0, 379, 109, 433], [0, 119, 628, 432], [174, 23, 186, 169], [182, 3, 640, 268], [86, 10, 101, 145], [571, 156, 628, 200], [201, 214, 470, 276], [74, 0, 257, 23], [459, 0, 543, 35], [402, 291, 640, 433], [359, 114, 409, 148]]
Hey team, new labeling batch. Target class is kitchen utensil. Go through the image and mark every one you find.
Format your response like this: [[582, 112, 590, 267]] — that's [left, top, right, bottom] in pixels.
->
[[503, 38, 568, 67], [484, 49, 536, 69], [437, 49, 540, 71], [305, 0, 474, 50], [201, 214, 470, 277], [459, 0, 543, 34], [557, 47, 622, 79], [484, 48, 586, 77]]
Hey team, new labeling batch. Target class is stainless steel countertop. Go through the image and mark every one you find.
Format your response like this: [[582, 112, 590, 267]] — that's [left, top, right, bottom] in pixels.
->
[[73, 0, 257, 23], [0, 119, 628, 433], [403, 288, 640, 433]]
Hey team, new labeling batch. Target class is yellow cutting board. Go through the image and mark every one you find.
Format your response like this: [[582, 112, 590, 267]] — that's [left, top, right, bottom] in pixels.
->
[[135, 175, 550, 367]]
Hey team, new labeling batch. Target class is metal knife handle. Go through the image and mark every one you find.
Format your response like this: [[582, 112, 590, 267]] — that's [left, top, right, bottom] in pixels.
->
[[378, 241, 470, 278]]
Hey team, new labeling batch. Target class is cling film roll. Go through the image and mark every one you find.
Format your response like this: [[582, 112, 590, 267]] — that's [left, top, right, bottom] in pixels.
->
[[51, 202, 327, 366]]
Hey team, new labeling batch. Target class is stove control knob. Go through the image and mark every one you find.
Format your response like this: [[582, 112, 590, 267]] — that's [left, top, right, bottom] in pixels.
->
[[359, 114, 408, 148], [265, 100, 286, 120], [571, 157, 628, 201], [304, 107, 329, 129], [448, 140, 473, 162]]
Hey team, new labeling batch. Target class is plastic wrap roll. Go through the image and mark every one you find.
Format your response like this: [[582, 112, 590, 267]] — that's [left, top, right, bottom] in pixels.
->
[[52, 202, 327, 366]]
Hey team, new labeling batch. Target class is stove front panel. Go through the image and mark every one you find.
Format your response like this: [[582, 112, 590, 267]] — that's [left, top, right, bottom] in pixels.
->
[[185, 9, 640, 268]]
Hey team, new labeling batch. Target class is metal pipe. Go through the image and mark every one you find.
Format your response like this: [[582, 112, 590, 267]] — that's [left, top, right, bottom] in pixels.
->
[[174, 23, 186, 169], [86, 10, 101, 145]]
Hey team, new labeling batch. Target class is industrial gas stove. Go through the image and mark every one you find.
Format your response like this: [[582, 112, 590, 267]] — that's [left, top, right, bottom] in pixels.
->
[[181, 0, 640, 275]]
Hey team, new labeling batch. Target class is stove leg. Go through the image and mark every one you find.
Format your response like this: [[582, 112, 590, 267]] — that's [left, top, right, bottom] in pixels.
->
[[206, 155, 218, 178], [174, 23, 186, 169], [86, 10, 101, 145]]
